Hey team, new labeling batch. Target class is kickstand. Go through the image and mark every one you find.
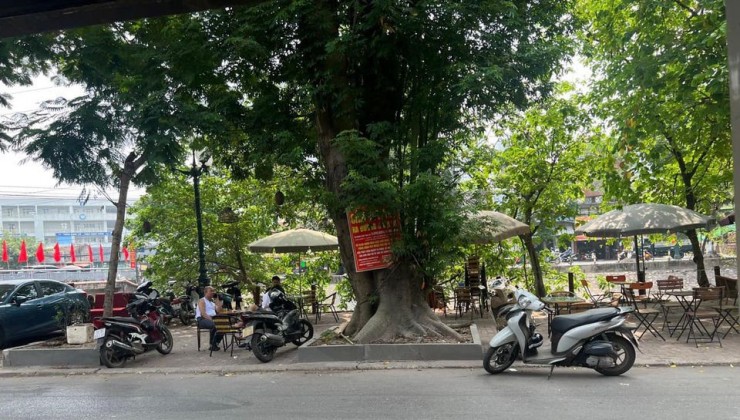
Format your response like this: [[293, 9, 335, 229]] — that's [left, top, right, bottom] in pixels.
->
[[547, 365, 555, 380]]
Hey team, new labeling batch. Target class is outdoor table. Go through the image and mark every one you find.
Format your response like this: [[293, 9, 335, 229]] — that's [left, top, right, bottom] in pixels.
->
[[665, 290, 695, 338], [541, 296, 585, 337], [541, 296, 585, 315]]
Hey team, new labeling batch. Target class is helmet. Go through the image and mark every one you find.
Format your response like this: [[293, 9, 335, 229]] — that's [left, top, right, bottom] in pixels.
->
[[528, 333, 544, 349], [268, 289, 283, 300]]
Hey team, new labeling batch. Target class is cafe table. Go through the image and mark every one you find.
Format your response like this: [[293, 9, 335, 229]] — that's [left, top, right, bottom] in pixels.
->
[[664, 290, 695, 338], [541, 296, 585, 336]]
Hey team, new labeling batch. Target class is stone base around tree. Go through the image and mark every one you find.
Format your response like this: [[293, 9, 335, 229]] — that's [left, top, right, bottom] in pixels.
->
[[297, 324, 482, 363]]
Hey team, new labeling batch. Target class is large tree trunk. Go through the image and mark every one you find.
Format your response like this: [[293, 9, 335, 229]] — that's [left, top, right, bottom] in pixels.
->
[[521, 233, 546, 297], [687, 229, 709, 287], [103, 153, 142, 317]]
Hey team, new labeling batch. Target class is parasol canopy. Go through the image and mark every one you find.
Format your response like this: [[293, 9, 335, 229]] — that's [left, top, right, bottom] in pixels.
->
[[465, 210, 531, 244], [575, 203, 711, 238], [248, 228, 339, 254]]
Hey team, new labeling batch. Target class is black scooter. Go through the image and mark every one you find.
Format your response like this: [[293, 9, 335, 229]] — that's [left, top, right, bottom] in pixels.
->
[[240, 289, 314, 363]]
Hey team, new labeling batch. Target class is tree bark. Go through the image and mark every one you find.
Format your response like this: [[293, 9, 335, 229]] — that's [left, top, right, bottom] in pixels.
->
[[521, 233, 546, 297], [103, 152, 142, 317]]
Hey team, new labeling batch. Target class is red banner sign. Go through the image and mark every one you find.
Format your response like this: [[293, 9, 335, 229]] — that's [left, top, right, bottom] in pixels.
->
[[348, 210, 400, 272]]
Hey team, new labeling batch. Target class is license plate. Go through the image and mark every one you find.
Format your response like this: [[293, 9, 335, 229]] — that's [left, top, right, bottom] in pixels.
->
[[172, 303, 181, 310], [93, 328, 106, 340], [242, 325, 254, 337]]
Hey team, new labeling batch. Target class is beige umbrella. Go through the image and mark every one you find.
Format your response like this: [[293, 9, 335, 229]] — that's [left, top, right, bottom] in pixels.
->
[[466, 210, 531, 244], [248, 228, 339, 253], [575, 203, 711, 283]]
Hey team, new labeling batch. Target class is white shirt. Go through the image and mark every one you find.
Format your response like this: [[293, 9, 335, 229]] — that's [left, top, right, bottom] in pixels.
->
[[261, 291, 272, 310], [195, 297, 217, 319]]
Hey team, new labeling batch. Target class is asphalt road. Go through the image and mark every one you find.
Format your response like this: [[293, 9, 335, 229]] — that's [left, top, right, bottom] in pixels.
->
[[1, 366, 738, 419]]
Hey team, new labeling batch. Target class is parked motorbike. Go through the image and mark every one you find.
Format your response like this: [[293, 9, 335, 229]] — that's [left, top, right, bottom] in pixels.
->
[[240, 289, 314, 363], [93, 294, 174, 368], [488, 276, 516, 320], [483, 288, 638, 377], [164, 281, 196, 326], [135, 281, 176, 325]]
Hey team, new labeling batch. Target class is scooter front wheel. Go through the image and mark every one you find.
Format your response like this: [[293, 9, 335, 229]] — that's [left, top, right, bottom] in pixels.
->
[[156, 326, 174, 355], [483, 342, 518, 374], [594, 335, 635, 376]]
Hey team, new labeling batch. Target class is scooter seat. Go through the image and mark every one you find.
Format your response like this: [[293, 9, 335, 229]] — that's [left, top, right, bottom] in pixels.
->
[[102, 316, 140, 324], [550, 307, 619, 334]]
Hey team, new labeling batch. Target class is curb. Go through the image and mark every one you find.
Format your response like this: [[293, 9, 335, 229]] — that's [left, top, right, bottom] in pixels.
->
[[0, 359, 736, 378]]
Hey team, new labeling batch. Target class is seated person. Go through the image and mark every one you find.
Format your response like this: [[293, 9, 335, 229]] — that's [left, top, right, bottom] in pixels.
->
[[196, 286, 223, 351], [261, 276, 284, 310]]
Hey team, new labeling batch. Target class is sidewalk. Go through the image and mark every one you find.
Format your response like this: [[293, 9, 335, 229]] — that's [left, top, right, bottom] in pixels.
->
[[1, 310, 738, 378]]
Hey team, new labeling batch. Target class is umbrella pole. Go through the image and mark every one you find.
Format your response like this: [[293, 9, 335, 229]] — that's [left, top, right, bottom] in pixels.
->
[[633, 235, 646, 295]]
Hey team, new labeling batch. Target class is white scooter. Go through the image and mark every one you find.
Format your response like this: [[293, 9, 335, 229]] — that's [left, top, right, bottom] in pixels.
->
[[484, 288, 638, 377]]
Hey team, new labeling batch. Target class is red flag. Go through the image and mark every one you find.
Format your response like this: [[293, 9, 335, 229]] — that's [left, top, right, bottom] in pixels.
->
[[2, 240, 7, 263], [87, 244, 93, 262], [18, 240, 28, 263], [36, 243, 45, 263], [53, 243, 61, 263], [123, 246, 129, 261], [98, 243, 104, 262], [70, 244, 77, 263], [130, 248, 136, 269]]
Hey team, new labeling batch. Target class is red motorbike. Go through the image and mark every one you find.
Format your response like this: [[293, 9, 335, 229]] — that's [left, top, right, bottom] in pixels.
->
[[93, 294, 174, 368]]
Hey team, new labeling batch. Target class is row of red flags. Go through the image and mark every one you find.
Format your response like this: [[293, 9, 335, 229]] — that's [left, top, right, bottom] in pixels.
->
[[1, 240, 136, 267]]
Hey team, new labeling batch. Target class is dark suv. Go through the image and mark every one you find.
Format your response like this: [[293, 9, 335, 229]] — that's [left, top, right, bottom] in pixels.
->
[[0, 279, 90, 348]]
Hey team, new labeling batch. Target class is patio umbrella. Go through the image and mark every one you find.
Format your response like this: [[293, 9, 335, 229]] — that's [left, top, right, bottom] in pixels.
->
[[248, 228, 339, 253], [465, 210, 531, 244], [576, 203, 711, 283], [248, 228, 339, 293]]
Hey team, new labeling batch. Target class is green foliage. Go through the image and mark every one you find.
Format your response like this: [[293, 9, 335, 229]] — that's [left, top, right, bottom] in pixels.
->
[[128, 165, 341, 298], [577, 0, 731, 214]]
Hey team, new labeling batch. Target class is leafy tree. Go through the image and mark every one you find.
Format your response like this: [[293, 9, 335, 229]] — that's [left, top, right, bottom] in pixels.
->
[[185, 1, 577, 342], [0, 35, 53, 148], [5, 1, 576, 341], [577, 0, 731, 286], [8, 22, 242, 316], [469, 88, 593, 296], [128, 166, 336, 303]]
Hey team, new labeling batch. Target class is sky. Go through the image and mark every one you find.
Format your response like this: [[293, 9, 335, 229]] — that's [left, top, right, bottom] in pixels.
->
[[0, 76, 143, 199]]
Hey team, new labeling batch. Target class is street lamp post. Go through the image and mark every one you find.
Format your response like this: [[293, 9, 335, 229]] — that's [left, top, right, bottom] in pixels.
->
[[186, 149, 211, 289]]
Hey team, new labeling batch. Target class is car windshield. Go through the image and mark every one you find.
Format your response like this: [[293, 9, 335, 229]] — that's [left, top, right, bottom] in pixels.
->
[[0, 284, 16, 302]]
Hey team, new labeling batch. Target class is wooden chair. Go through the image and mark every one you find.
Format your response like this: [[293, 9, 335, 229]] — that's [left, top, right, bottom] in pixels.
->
[[210, 314, 240, 356], [301, 289, 317, 320], [624, 282, 664, 341], [656, 277, 684, 331], [711, 285, 739, 339], [428, 286, 447, 317], [317, 292, 340, 323], [579, 279, 610, 307], [465, 256, 485, 317], [680, 287, 723, 348], [454, 287, 472, 319], [605, 274, 627, 302]]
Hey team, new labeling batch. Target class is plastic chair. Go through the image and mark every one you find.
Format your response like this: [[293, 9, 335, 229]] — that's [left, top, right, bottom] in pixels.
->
[[317, 292, 340, 323]]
